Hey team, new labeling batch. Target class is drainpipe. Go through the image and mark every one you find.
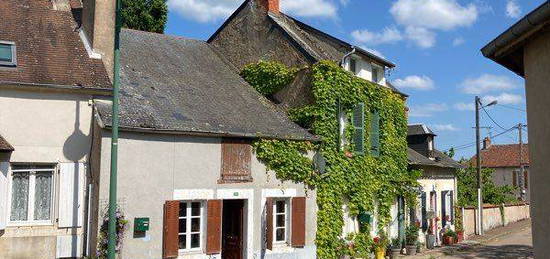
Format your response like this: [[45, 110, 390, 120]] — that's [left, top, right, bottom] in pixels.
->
[[340, 47, 356, 68]]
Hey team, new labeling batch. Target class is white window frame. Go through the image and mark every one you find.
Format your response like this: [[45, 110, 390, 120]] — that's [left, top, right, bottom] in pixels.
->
[[0, 40, 17, 67], [371, 63, 382, 83], [178, 201, 205, 253], [7, 165, 56, 226], [349, 57, 359, 75], [273, 198, 290, 244]]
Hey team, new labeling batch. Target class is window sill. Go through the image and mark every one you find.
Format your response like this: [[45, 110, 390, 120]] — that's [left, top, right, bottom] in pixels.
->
[[178, 249, 203, 256], [267, 243, 295, 254], [7, 221, 54, 227]]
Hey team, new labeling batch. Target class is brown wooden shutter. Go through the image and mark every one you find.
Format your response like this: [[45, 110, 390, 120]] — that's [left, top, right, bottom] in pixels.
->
[[524, 171, 528, 189], [206, 200, 223, 254], [220, 138, 253, 183], [266, 198, 274, 250], [163, 201, 179, 259], [291, 197, 306, 247]]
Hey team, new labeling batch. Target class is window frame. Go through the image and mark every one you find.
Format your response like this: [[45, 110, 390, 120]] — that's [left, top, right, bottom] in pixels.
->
[[7, 165, 56, 226], [0, 41, 17, 67], [273, 198, 290, 244], [178, 201, 205, 253], [349, 57, 358, 75], [371, 63, 383, 83]]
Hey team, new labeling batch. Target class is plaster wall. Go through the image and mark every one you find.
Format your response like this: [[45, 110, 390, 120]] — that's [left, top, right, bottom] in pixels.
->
[[98, 131, 317, 259], [343, 55, 387, 87], [523, 29, 550, 257], [491, 167, 530, 201]]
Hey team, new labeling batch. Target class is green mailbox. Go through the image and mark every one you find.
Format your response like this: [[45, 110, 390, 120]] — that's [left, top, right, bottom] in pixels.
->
[[134, 217, 150, 232]]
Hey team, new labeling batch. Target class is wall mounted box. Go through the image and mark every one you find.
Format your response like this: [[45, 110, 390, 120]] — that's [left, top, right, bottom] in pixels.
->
[[134, 217, 150, 232]]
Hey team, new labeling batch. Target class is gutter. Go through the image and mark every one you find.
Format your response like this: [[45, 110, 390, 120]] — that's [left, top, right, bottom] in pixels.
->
[[340, 47, 356, 68], [481, 1, 550, 59], [0, 81, 113, 96]]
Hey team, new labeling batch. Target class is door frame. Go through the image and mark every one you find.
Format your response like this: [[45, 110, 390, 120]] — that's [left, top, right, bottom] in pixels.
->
[[216, 189, 253, 259]]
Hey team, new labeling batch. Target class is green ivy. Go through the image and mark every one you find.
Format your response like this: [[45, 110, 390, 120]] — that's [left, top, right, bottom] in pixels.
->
[[244, 60, 420, 258], [241, 61, 299, 96]]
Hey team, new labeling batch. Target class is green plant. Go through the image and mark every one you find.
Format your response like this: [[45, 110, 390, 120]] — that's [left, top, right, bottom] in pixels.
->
[[405, 224, 420, 245], [443, 229, 458, 239], [456, 163, 517, 207], [121, 0, 168, 33], [243, 61, 420, 257], [390, 237, 401, 249], [454, 206, 464, 232], [372, 231, 390, 250], [96, 207, 128, 258]]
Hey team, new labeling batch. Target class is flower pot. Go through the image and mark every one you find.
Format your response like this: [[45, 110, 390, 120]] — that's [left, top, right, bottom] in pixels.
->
[[375, 247, 386, 259], [390, 248, 401, 258], [443, 236, 455, 245], [426, 235, 435, 249], [417, 245, 423, 253], [457, 231, 464, 243], [406, 245, 417, 255]]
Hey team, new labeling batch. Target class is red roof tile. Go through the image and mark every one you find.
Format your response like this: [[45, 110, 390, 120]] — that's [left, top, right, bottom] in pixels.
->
[[470, 144, 529, 168], [0, 0, 111, 89]]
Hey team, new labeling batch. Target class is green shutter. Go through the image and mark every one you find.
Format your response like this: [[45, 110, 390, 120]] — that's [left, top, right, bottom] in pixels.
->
[[370, 110, 380, 157], [352, 103, 365, 154]]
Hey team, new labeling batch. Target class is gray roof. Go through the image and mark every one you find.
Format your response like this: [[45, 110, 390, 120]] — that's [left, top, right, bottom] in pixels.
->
[[407, 148, 463, 169], [0, 134, 14, 152], [268, 12, 396, 68], [408, 124, 436, 136], [96, 29, 316, 141], [481, 1, 550, 77]]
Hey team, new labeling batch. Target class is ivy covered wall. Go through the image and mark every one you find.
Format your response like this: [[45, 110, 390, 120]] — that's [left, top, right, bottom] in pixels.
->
[[243, 60, 420, 258]]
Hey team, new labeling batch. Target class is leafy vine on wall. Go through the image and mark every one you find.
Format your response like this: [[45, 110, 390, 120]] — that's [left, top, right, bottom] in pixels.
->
[[244, 60, 421, 258]]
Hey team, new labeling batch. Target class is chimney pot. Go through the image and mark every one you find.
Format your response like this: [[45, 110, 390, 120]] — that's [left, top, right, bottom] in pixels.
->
[[259, 0, 280, 14], [483, 137, 491, 150]]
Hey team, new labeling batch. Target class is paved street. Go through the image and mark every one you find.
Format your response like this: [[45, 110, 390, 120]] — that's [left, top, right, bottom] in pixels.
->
[[408, 220, 533, 259]]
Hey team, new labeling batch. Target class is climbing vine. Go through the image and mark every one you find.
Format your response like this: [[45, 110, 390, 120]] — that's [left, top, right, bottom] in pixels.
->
[[245, 60, 420, 258]]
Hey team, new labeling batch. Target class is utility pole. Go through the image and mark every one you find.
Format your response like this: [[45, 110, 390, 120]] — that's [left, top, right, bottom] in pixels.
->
[[518, 123, 526, 201], [475, 96, 484, 235], [107, 0, 122, 258]]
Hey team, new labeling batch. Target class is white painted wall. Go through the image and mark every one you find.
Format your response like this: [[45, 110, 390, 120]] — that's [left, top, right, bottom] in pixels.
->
[[343, 55, 387, 86]]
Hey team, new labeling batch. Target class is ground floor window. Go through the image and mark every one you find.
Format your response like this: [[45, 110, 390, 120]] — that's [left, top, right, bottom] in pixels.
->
[[274, 199, 289, 243], [178, 201, 204, 251], [9, 165, 55, 224]]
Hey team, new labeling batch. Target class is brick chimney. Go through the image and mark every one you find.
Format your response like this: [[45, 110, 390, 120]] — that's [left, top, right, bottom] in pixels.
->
[[258, 0, 280, 14], [483, 137, 491, 150]]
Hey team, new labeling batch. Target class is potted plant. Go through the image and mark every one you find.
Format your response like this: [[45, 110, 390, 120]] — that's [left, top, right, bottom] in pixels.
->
[[405, 224, 419, 255], [372, 233, 389, 259], [416, 241, 424, 253], [425, 222, 435, 249], [443, 229, 457, 245], [455, 207, 464, 243], [389, 238, 401, 258]]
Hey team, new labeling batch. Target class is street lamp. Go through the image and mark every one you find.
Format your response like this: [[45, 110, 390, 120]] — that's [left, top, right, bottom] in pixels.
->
[[475, 96, 497, 236]]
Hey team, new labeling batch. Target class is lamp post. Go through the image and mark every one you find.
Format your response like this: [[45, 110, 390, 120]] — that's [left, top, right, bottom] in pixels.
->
[[475, 96, 497, 236]]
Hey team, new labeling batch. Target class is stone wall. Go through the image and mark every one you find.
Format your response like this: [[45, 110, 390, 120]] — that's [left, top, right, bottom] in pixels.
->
[[462, 203, 530, 238]]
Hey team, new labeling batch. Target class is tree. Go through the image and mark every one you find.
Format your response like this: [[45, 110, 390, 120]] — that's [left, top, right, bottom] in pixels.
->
[[121, 0, 168, 33], [456, 164, 517, 207]]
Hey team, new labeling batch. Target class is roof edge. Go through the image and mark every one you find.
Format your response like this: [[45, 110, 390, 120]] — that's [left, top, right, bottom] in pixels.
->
[[207, 0, 250, 43], [0, 81, 113, 95]]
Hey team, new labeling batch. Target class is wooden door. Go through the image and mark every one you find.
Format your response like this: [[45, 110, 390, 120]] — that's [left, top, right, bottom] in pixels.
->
[[222, 200, 244, 259]]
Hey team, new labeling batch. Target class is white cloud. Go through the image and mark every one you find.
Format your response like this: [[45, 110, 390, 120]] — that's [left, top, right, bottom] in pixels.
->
[[409, 103, 448, 117], [453, 37, 465, 46], [432, 124, 459, 131], [454, 102, 475, 111], [460, 74, 519, 94], [281, 0, 338, 18], [360, 46, 385, 58], [506, 0, 521, 18], [168, 0, 339, 23], [351, 27, 403, 45], [390, 0, 478, 31], [405, 26, 436, 48], [168, 0, 241, 23], [340, 0, 350, 6], [393, 75, 435, 91], [482, 93, 523, 105]]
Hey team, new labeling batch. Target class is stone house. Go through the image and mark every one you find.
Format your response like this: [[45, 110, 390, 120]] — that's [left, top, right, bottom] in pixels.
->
[[481, 1, 549, 256], [0, 0, 112, 258], [469, 138, 530, 202], [406, 124, 461, 246]]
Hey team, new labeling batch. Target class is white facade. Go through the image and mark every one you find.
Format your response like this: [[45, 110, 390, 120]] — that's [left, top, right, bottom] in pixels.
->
[[343, 54, 387, 86]]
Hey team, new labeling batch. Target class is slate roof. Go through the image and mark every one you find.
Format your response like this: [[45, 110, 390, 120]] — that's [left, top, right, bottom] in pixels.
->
[[0, 0, 111, 89], [469, 144, 530, 168], [0, 134, 14, 152], [96, 29, 316, 141], [408, 148, 463, 169], [408, 124, 436, 136]]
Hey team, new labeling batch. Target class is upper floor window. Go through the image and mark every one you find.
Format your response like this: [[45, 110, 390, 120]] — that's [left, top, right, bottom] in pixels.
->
[[349, 58, 358, 75], [0, 41, 17, 67], [9, 165, 55, 225], [371, 64, 380, 83]]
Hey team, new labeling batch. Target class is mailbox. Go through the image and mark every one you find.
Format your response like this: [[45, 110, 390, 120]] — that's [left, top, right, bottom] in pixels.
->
[[134, 217, 150, 232]]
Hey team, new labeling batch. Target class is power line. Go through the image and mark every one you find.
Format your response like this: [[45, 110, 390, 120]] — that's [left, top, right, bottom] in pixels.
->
[[498, 104, 527, 112], [446, 126, 518, 152], [481, 105, 508, 130]]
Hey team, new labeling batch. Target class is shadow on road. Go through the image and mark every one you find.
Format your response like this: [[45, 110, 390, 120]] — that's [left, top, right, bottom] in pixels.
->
[[443, 244, 534, 258]]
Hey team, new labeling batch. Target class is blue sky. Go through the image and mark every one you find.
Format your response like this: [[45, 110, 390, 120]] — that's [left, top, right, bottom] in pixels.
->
[[165, 0, 544, 159]]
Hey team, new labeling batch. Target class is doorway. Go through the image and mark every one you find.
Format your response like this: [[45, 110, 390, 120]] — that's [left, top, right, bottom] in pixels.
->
[[222, 200, 244, 259]]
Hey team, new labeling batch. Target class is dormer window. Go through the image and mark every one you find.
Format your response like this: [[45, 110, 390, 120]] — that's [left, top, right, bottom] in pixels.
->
[[0, 41, 17, 67], [371, 64, 380, 83], [349, 58, 358, 75]]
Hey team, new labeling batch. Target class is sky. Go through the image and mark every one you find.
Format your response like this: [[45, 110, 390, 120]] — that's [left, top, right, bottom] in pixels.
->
[[164, 0, 544, 160]]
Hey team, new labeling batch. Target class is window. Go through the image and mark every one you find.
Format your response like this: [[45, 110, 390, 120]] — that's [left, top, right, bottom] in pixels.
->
[[0, 41, 16, 66], [9, 165, 55, 224], [352, 103, 365, 154], [178, 201, 204, 251], [349, 58, 358, 75], [273, 199, 289, 243], [371, 65, 379, 83], [369, 110, 380, 157]]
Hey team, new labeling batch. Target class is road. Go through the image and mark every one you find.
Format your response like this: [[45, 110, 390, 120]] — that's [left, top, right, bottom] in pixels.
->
[[412, 220, 533, 259]]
